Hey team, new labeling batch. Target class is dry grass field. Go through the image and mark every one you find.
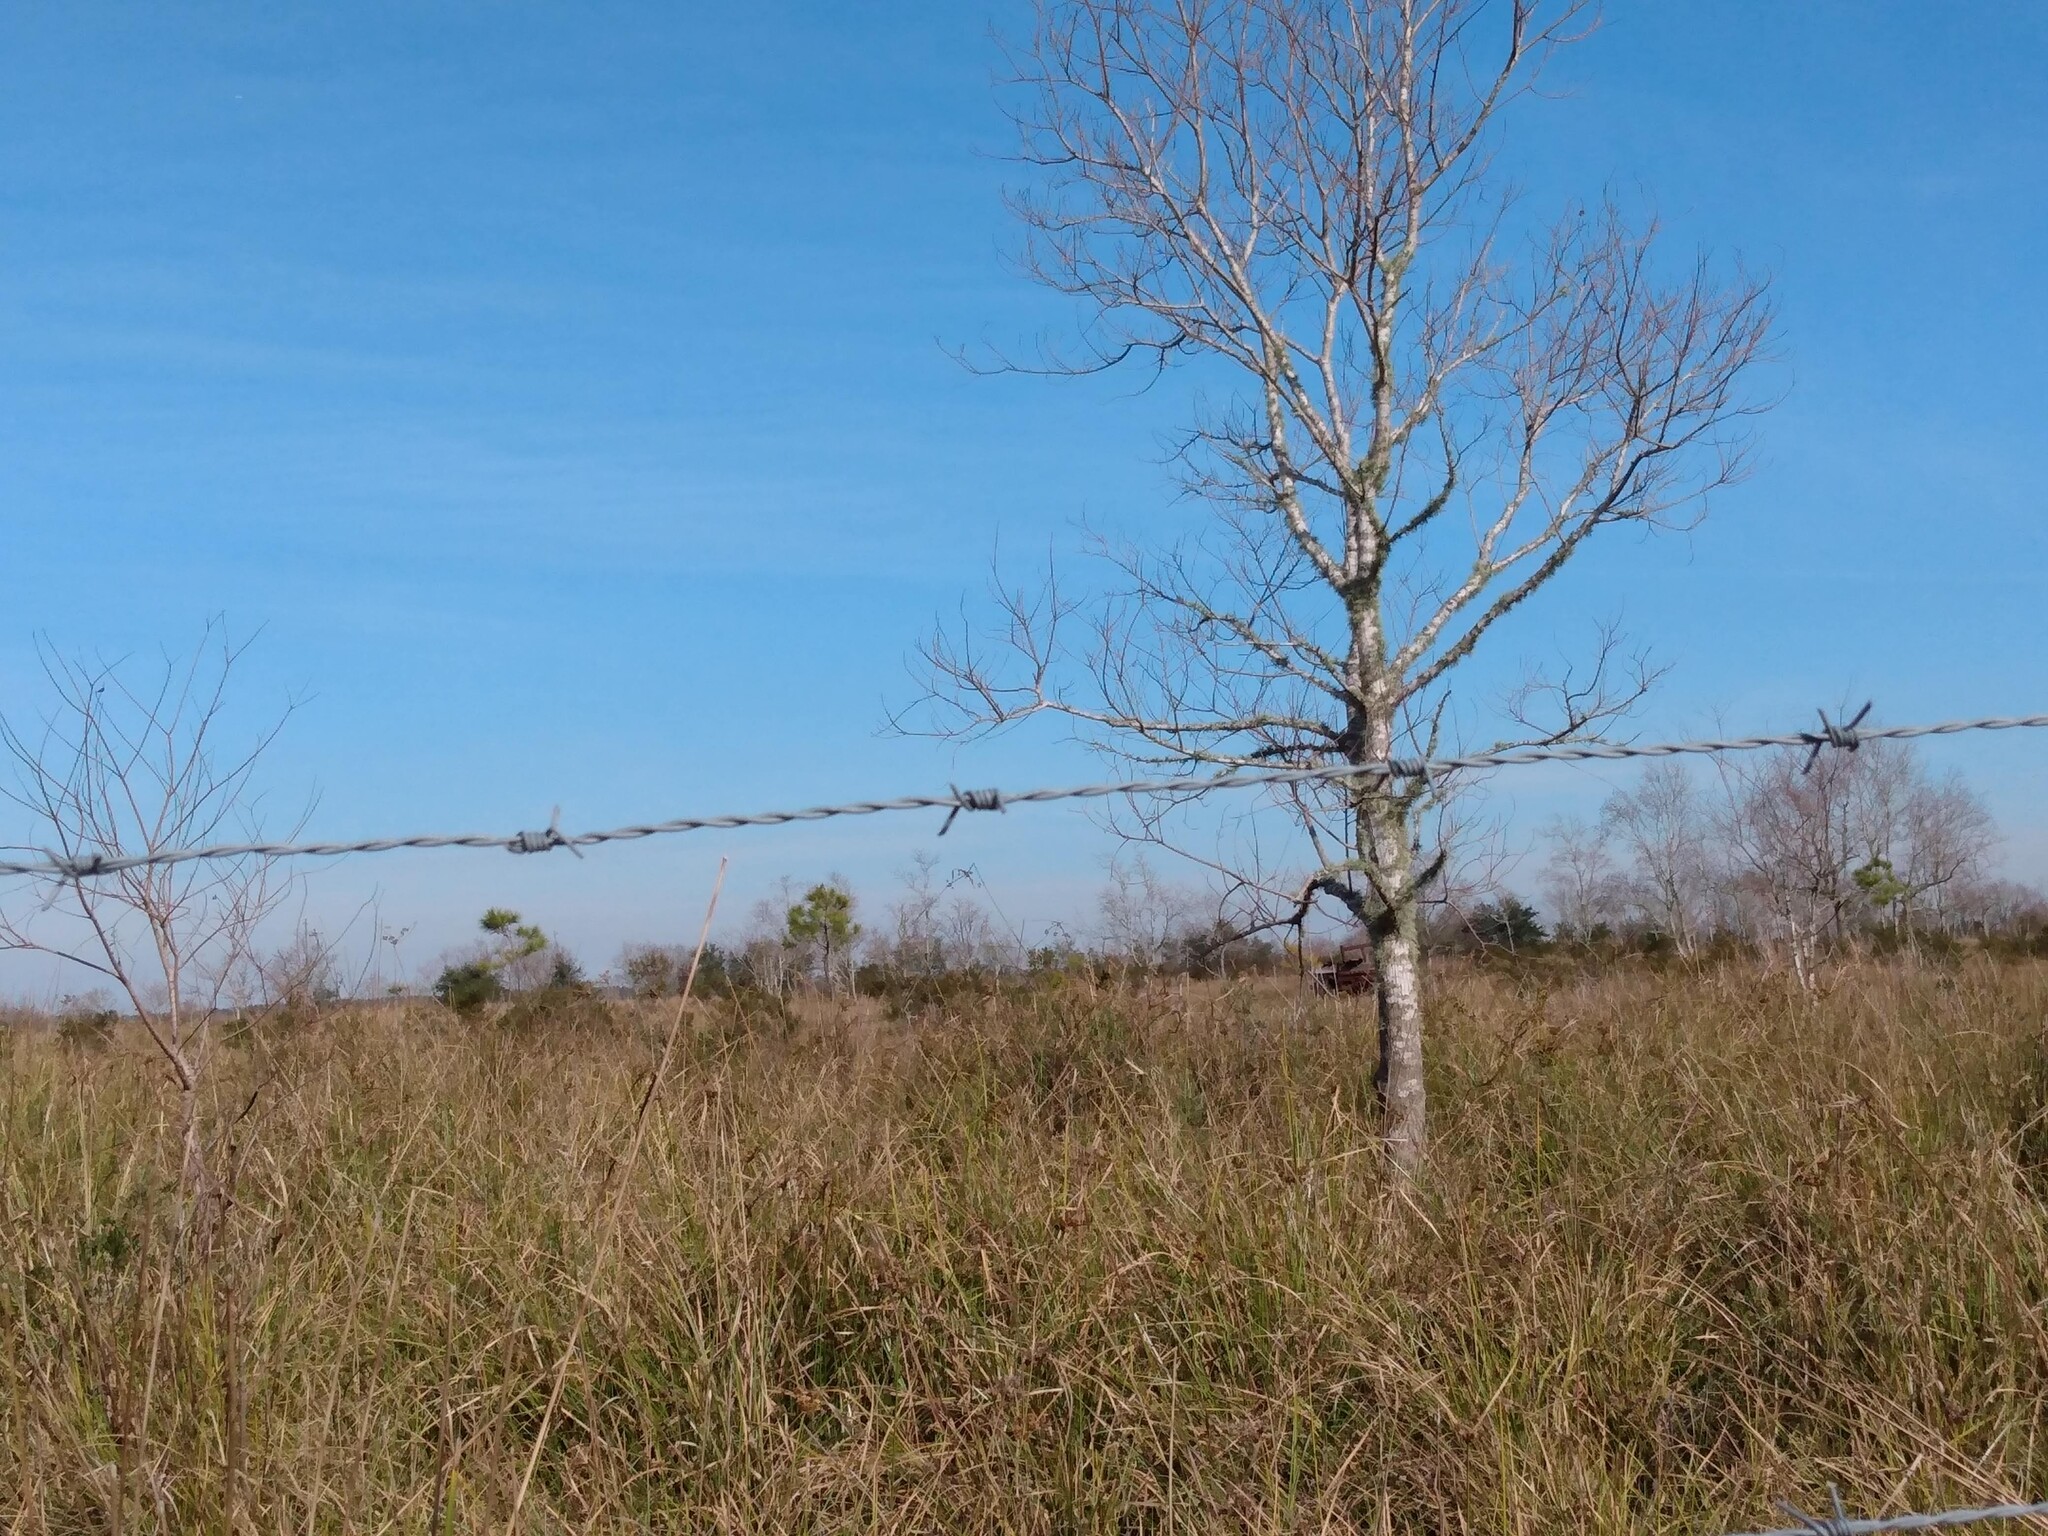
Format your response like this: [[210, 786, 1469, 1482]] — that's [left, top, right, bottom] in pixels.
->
[[6, 957, 2048, 1533]]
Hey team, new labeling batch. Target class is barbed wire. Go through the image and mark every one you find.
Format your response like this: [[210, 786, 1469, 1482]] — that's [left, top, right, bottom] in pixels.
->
[[1, 708, 2044, 883], [1730, 1489, 2048, 1536]]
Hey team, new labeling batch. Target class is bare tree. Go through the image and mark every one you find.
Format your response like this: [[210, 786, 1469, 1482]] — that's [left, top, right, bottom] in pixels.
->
[[911, 0, 1773, 1162], [1843, 739, 1919, 936], [1600, 759, 1715, 955], [1896, 768, 1995, 935], [1097, 854, 1205, 969], [1952, 878, 2047, 941], [1713, 737, 2000, 981], [1838, 744, 1995, 940], [1537, 813, 1619, 942], [247, 922, 343, 1012], [1716, 747, 1858, 988], [885, 854, 951, 976], [941, 893, 1005, 970], [0, 625, 298, 1229], [739, 890, 798, 999]]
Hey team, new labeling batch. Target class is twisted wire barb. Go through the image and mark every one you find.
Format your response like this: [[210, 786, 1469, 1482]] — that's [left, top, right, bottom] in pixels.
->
[[1803, 701, 1874, 773], [2, 711, 2044, 883], [1729, 1494, 2048, 1535]]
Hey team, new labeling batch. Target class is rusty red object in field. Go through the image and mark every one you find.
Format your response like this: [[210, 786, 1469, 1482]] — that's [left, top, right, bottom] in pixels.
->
[[1310, 937, 1378, 995]]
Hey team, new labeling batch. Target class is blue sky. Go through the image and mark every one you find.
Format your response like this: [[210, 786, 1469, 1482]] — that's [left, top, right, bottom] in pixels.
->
[[1, 2, 2043, 987]]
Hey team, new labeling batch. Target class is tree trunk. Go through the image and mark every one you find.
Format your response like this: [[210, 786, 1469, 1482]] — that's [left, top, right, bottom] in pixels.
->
[[1372, 896, 1428, 1173], [1787, 918, 1817, 995], [177, 1079, 218, 1248], [1360, 784, 1428, 1170]]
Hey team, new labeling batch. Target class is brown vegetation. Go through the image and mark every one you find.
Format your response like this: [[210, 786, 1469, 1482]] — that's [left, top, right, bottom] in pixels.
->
[[6, 956, 2048, 1532]]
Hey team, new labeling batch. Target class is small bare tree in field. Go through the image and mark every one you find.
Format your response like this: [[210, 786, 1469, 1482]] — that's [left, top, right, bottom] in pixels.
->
[[0, 626, 297, 1230], [913, 0, 1773, 1162]]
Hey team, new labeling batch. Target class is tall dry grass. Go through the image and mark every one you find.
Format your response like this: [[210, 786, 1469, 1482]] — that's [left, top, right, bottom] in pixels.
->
[[5, 958, 2048, 1533]]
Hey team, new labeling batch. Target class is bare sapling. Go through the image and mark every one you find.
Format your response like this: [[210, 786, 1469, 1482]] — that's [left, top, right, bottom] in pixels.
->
[[911, 0, 1775, 1163], [0, 622, 299, 1237]]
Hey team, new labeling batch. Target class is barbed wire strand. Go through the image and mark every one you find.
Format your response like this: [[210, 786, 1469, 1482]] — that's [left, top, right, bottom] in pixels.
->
[[2, 711, 2044, 883], [1729, 1490, 2048, 1536]]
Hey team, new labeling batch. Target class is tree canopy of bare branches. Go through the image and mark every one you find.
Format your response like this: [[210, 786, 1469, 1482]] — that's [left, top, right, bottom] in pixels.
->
[[912, 0, 1774, 1163], [1712, 739, 1996, 986], [1535, 739, 2003, 986]]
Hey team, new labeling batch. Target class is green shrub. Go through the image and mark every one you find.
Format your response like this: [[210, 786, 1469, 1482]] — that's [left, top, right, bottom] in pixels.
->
[[1469, 896, 1549, 951], [499, 979, 610, 1035], [57, 1007, 120, 1051], [432, 961, 502, 1017]]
